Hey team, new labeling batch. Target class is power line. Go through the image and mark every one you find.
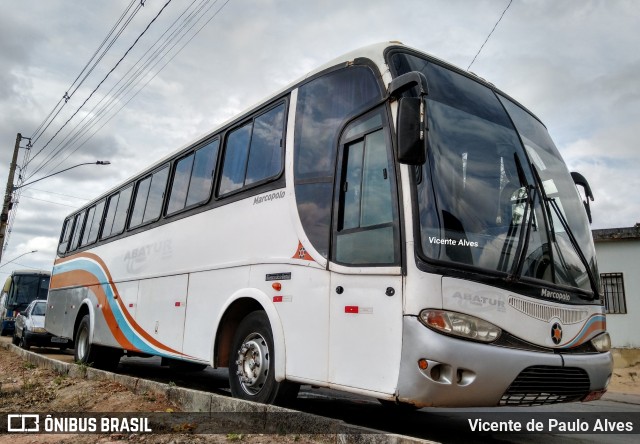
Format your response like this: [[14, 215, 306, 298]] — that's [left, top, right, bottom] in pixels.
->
[[25, 0, 174, 180], [467, 0, 513, 71], [33, 0, 211, 179], [31, 0, 231, 181], [30, 0, 142, 146]]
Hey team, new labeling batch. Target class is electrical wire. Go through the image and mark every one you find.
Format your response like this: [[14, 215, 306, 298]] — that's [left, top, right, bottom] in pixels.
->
[[29, 0, 141, 146], [25, 0, 173, 179], [31, 0, 231, 181], [34, 0, 209, 179], [467, 0, 513, 71]]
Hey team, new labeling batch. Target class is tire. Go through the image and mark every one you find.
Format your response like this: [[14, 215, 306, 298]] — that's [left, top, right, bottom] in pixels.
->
[[228, 311, 299, 405], [12, 332, 19, 346], [20, 332, 30, 351], [74, 314, 121, 371]]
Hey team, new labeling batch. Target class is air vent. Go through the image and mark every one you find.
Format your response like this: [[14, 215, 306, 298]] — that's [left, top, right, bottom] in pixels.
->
[[509, 297, 588, 324]]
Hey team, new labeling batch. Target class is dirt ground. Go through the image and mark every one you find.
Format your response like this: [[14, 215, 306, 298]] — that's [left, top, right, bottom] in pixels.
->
[[0, 346, 322, 444], [1, 345, 639, 443]]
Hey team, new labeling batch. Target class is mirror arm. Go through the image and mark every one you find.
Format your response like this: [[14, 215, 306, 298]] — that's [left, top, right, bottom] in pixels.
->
[[388, 71, 429, 99], [570, 171, 594, 224]]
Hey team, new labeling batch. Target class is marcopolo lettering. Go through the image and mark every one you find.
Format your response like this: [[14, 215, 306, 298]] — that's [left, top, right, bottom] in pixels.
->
[[253, 191, 285, 205], [541, 288, 571, 302]]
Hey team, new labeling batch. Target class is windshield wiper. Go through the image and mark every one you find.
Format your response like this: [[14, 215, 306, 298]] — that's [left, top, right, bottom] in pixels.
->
[[530, 165, 599, 299], [506, 154, 535, 282]]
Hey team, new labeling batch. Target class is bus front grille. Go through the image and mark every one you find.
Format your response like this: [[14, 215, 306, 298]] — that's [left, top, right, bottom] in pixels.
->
[[500, 365, 590, 406]]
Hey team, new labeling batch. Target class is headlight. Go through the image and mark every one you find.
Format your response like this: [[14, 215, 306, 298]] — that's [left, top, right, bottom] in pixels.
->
[[31, 327, 47, 334], [419, 309, 501, 343], [591, 332, 611, 353]]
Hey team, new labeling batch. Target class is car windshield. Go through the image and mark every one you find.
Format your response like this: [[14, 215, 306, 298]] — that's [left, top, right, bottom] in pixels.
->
[[32, 302, 47, 316], [389, 52, 598, 298]]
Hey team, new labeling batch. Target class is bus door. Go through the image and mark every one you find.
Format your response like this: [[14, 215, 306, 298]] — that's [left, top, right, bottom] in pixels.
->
[[328, 108, 403, 394]]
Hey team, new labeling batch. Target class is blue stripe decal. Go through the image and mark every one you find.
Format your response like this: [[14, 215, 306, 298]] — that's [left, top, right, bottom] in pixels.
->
[[54, 258, 173, 357]]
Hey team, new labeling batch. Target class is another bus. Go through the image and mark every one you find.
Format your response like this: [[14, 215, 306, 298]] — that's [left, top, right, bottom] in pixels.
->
[[1, 270, 50, 336], [46, 42, 612, 407]]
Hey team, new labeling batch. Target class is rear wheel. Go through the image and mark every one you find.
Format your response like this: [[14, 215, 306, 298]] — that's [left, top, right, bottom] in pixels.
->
[[74, 315, 121, 371], [228, 311, 299, 405], [11, 332, 19, 345]]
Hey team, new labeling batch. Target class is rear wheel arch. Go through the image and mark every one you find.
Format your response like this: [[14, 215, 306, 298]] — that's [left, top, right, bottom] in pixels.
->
[[213, 291, 286, 381]]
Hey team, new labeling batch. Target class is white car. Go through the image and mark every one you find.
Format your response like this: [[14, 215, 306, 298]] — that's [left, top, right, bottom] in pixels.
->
[[13, 300, 69, 350]]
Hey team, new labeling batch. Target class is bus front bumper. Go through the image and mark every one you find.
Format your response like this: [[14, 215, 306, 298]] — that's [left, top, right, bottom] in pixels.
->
[[397, 316, 613, 408]]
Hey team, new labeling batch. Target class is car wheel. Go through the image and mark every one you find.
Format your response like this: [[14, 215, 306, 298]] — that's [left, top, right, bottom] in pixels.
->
[[20, 332, 30, 350], [228, 311, 299, 405], [12, 333, 19, 345]]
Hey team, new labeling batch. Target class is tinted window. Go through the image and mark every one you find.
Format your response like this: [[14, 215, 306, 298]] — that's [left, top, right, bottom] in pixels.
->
[[143, 167, 169, 223], [245, 106, 284, 185], [335, 113, 397, 265], [80, 206, 96, 247], [167, 153, 195, 214], [58, 218, 73, 254], [294, 66, 381, 258], [101, 193, 120, 239], [220, 102, 285, 195], [87, 200, 105, 244], [130, 177, 151, 227], [102, 185, 133, 238], [130, 166, 169, 228], [168, 140, 219, 215], [69, 211, 86, 251], [187, 140, 218, 206]]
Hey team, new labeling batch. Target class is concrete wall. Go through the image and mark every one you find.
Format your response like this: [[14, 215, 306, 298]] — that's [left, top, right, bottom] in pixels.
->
[[595, 239, 640, 348]]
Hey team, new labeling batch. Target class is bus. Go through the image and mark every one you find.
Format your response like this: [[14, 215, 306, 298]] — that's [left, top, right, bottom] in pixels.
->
[[1, 270, 50, 336], [46, 42, 612, 407]]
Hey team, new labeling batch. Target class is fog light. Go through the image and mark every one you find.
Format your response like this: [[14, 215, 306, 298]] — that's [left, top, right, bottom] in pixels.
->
[[418, 359, 428, 370]]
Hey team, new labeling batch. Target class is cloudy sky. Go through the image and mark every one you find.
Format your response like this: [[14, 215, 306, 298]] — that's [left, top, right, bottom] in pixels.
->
[[0, 0, 638, 276]]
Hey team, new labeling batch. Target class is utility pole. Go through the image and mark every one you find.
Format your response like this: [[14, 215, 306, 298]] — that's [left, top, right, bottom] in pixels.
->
[[0, 133, 22, 263]]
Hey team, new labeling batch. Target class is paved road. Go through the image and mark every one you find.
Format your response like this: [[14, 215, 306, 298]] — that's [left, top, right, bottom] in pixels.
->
[[4, 338, 639, 443]]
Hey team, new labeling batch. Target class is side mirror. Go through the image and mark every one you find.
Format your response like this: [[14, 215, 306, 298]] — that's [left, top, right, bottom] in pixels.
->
[[571, 172, 594, 224], [397, 98, 426, 165], [388, 71, 429, 166]]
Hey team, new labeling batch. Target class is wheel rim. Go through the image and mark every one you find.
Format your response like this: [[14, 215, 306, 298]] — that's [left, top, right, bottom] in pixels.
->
[[77, 326, 89, 361], [235, 332, 270, 396]]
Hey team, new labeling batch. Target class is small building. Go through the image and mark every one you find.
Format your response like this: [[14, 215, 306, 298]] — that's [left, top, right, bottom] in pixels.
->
[[592, 224, 640, 349]]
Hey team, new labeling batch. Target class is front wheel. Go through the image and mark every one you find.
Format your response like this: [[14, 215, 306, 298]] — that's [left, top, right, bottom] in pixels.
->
[[228, 311, 299, 405], [20, 332, 30, 350]]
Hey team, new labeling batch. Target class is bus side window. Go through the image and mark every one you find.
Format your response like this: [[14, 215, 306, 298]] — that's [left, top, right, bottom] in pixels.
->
[[58, 218, 73, 254], [80, 205, 96, 247], [101, 185, 133, 239], [167, 139, 218, 215], [69, 211, 87, 252], [130, 166, 169, 228], [87, 200, 106, 244], [219, 102, 285, 196]]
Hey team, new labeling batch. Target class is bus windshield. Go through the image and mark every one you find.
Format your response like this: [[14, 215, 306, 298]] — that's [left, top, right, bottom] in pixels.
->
[[8, 274, 50, 308], [389, 52, 598, 298]]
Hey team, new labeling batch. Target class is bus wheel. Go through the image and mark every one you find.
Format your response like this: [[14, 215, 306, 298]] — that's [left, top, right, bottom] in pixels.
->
[[228, 311, 299, 405], [74, 315, 121, 371], [75, 315, 96, 365]]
